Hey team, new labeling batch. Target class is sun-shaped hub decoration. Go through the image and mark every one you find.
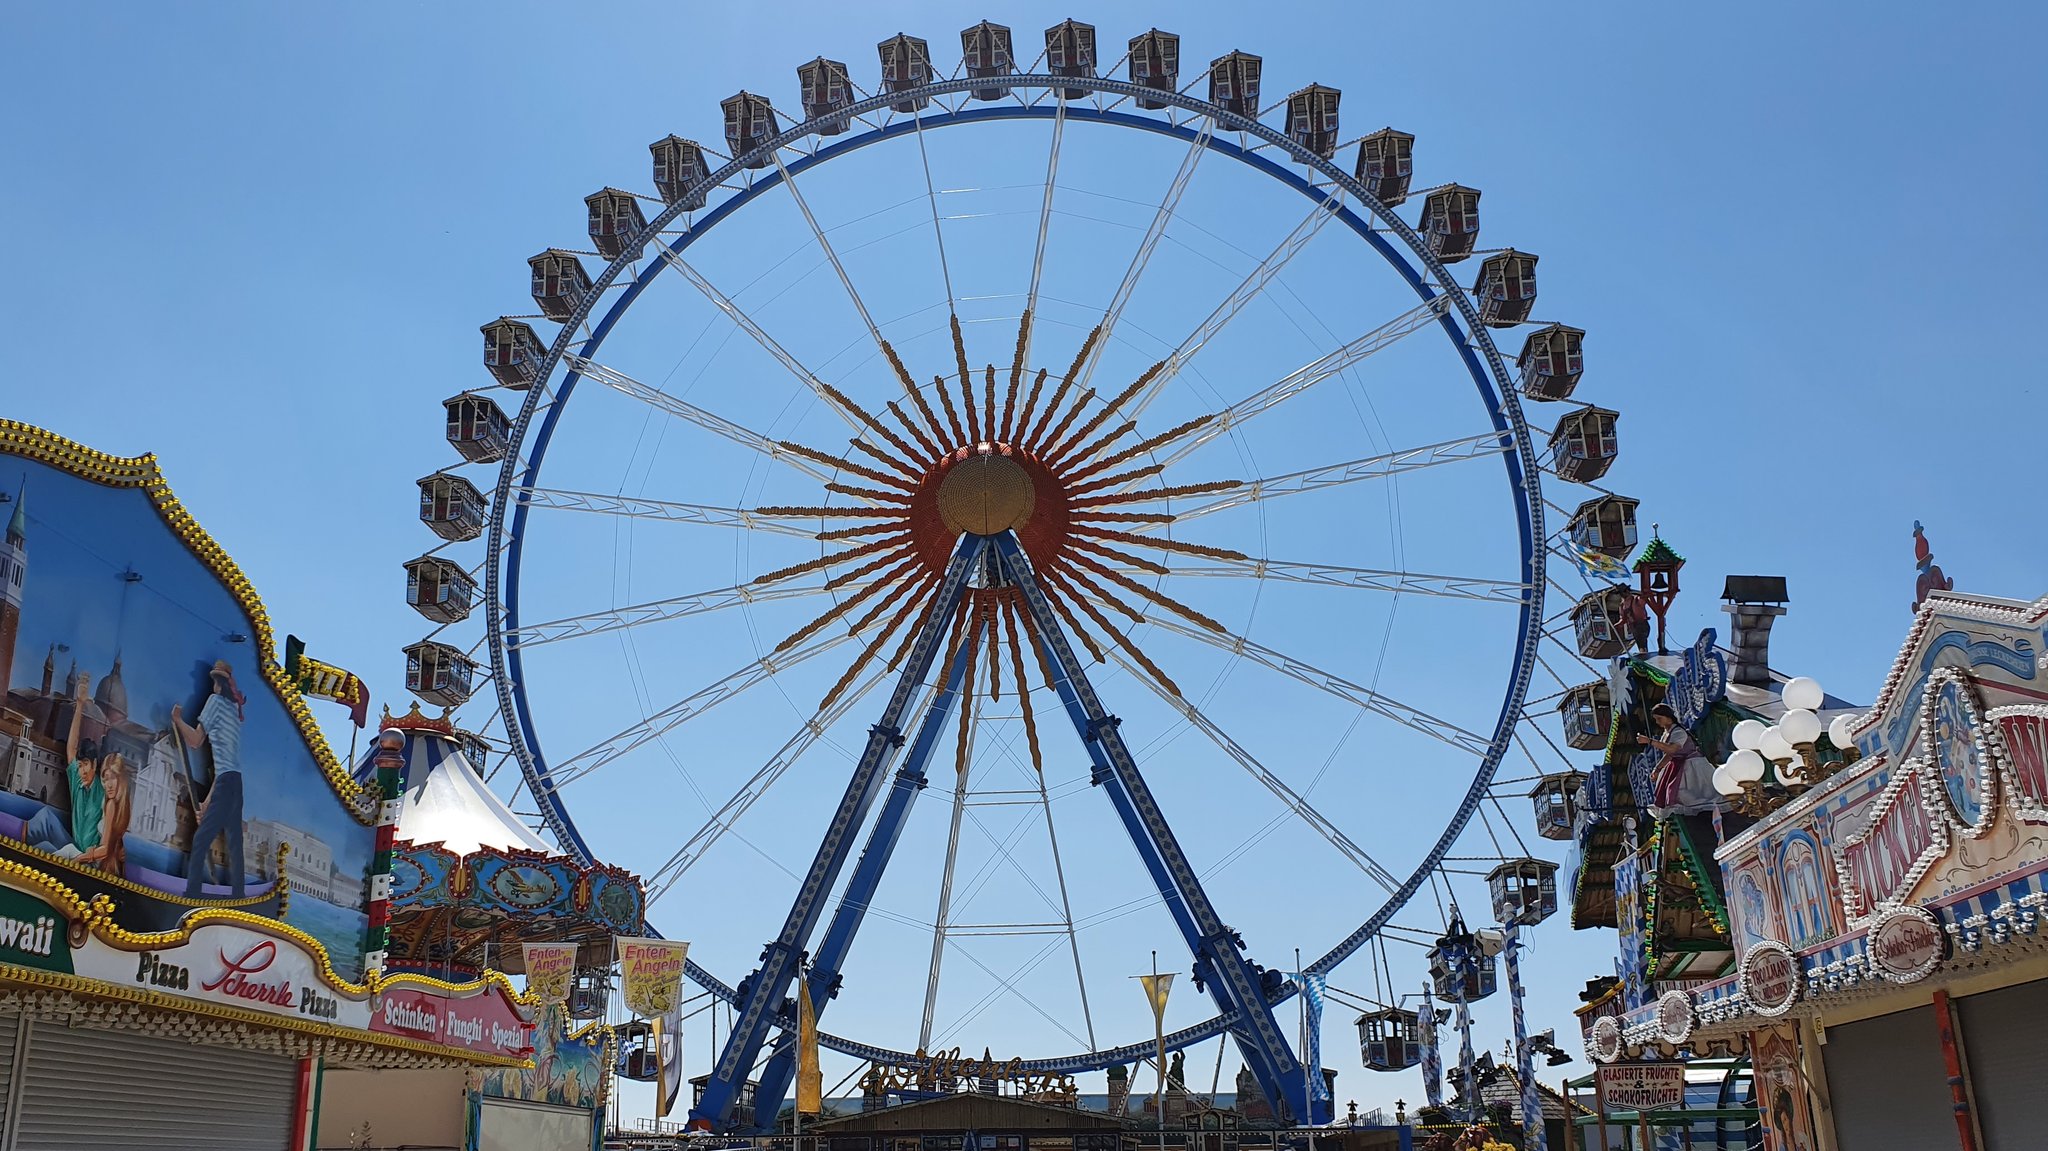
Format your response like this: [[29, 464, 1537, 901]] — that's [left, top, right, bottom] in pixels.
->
[[750, 315, 1245, 761]]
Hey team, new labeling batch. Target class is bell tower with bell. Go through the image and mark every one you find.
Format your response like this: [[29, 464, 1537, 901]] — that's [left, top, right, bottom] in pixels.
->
[[1633, 526, 1684, 655]]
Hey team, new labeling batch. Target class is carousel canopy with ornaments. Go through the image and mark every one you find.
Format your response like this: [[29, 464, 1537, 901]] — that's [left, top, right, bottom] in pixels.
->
[[363, 704, 644, 989]]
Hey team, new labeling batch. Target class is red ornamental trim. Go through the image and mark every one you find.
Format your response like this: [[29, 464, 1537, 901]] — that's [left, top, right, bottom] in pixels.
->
[[1990, 705, 2048, 824], [200, 939, 297, 1008], [1834, 757, 1949, 925]]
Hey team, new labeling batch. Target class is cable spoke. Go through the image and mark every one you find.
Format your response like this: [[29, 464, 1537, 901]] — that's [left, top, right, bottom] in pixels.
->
[[511, 486, 821, 537], [1017, 94, 1067, 372], [1158, 556, 1531, 605], [767, 147, 891, 359], [1154, 431, 1511, 524], [1102, 645, 1402, 893], [508, 579, 865, 649], [1076, 120, 1213, 387], [565, 354, 847, 487], [547, 631, 856, 790]]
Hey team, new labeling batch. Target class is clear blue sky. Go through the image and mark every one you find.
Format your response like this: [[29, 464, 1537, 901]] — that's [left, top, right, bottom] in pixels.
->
[[5, 1, 2045, 1123]]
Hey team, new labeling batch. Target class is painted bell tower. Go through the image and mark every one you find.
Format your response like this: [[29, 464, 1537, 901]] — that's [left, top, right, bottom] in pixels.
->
[[0, 481, 26, 696]]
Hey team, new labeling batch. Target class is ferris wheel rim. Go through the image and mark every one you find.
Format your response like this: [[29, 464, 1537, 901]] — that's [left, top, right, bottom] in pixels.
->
[[479, 71, 1549, 1073]]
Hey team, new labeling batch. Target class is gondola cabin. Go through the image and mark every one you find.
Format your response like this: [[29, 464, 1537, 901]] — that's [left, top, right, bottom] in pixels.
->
[[1558, 681, 1612, 751], [1427, 917, 1497, 1002], [456, 728, 492, 772], [1284, 84, 1341, 159], [1127, 29, 1179, 109], [1487, 858, 1560, 927], [961, 22, 1015, 101], [443, 392, 510, 464], [797, 57, 853, 134], [618, 1020, 659, 1081], [722, 91, 777, 168], [528, 249, 591, 323], [569, 967, 610, 1020], [1355, 128, 1415, 206], [585, 188, 646, 260], [1568, 494, 1639, 559], [1473, 249, 1538, 327], [1419, 184, 1482, 263], [1356, 1008, 1422, 1072], [1571, 585, 1633, 660], [481, 317, 545, 389], [403, 640, 476, 708], [417, 472, 486, 542], [1208, 51, 1262, 118], [650, 135, 709, 211], [1528, 771, 1585, 841], [1548, 406, 1619, 483], [1044, 19, 1097, 99], [878, 35, 932, 112], [404, 555, 475, 625], [1516, 324, 1585, 401]]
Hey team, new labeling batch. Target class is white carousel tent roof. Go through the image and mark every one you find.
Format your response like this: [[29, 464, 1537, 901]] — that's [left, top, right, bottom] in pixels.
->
[[387, 731, 552, 856]]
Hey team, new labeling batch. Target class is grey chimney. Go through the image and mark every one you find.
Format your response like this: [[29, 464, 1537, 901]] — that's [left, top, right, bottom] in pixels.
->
[[1721, 575, 1789, 687]]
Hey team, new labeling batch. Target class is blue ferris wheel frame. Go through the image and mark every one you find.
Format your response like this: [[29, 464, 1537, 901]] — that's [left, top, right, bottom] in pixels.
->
[[484, 74, 1548, 1075]]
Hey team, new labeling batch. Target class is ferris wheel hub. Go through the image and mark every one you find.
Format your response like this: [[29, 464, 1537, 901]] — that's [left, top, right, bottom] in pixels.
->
[[936, 445, 1036, 536]]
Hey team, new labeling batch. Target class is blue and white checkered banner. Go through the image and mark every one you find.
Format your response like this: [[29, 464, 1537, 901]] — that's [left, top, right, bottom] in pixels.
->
[[1455, 989, 1477, 1121], [1285, 971, 1330, 1103], [1504, 922, 1547, 1151], [1418, 984, 1443, 1110]]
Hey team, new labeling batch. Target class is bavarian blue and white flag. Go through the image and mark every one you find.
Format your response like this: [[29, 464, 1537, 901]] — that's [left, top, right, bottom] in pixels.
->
[[1573, 547, 1632, 581], [1284, 971, 1330, 1103], [1504, 922, 1547, 1151], [1417, 984, 1444, 1110]]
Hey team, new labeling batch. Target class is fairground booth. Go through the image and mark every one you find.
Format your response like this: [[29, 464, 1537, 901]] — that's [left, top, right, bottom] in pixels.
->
[[0, 422, 548, 1149]]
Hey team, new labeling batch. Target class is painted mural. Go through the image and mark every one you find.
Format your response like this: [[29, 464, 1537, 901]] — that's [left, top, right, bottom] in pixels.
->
[[0, 433, 374, 978], [474, 1003, 614, 1110], [1749, 1023, 1818, 1151]]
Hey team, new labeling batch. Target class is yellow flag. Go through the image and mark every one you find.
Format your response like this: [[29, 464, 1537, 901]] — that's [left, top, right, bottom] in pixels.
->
[[797, 980, 823, 1115], [1138, 973, 1174, 1024]]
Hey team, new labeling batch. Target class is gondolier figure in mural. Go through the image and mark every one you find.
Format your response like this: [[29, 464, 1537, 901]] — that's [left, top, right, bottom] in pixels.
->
[[172, 659, 248, 897]]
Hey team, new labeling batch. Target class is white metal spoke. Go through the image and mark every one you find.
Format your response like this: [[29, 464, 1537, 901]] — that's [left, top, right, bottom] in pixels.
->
[[565, 355, 843, 485], [511, 486, 821, 538], [643, 247, 867, 434], [1077, 120, 1213, 386], [644, 659, 894, 903], [1018, 95, 1067, 369], [546, 631, 855, 791], [509, 579, 864, 649], [1118, 609, 1494, 757], [1130, 192, 1348, 418], [1160, 556, 1530, 605], [1146, 297, 1452, 471], [908, 100, 957, 310], [769, 148, 888, 352], [921, 675, 981, 1050], [1104, 646, 1402, 893], [1163, 431, 1511, 524]]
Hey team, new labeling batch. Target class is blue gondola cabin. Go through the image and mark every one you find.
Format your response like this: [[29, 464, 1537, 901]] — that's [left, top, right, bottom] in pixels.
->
[[1419, 184, 1481, 263], [1357, 1008, 1422, 1072], [1571, 585, 1633, 660], [1488, 859, 1559, 927], [1044, 20, 1096, 99], [1127, 29, 1179, 109], [1558, 681, 1612, 751], [1569, 494, 1638, 559], [585, 188, 646, 260], [404, 555, 475, 625], [961, 22, 1014, 101], [797, 57, 853, 134], [879, 35, 932, 112], [1528, 771, 1585, 841], [528, 249, 591, 323], [1355, 128, 1414, 206], [418, 472, 486, 542], [1548, 406, 1619, 483], [1208, 51, 1261, 119], [1285, 84, 1341, 159], [443, 392, 510, 464], [403, 640, 476, 708], [1473, 249, 1538, 327], [650, 135, 709, 210], [1517, 324, 1584, 401], [1427, 917, 1498, 1002], [722, 92, 777, 168], [481, 317, 544, 389]]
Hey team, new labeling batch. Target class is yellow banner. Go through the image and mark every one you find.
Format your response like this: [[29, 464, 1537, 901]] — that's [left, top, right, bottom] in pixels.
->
[[797, 980, 822, 1115], [655, 1007, 685, 1118], [522, 942, 578, 1005], [618, 938, 690, 1018], [1138, 972, 1174, 1024]]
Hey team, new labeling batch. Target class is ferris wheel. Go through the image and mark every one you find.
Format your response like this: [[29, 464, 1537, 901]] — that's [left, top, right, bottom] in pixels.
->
[[405, 18, 1630, 1132]]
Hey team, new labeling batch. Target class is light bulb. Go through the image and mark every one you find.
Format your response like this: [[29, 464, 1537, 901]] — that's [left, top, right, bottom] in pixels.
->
[[1759, 728, 1794, 763], [1713, 765, 1741, 796], [1779, 708, 1822, 746], [1731, 719, 1767, 751], [1829, 713, 1860, 750], [1728, 749, 1768, 783], [1783, 677, 1825, 712]]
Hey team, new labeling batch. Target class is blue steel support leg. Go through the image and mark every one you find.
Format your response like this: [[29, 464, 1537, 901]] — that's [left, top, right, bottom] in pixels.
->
[[748, 614, 987, 1128], [689, 534, 990, 1131], [991, 533, 1326, 1124]]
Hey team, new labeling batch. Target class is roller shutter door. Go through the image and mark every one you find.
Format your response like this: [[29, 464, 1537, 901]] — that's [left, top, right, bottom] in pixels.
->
[[1820, 1003, 1955, 1151], [10, 1019, 295, 1150], [1958, 978, 2048, 1151], [0, 1013, 18, 1134]]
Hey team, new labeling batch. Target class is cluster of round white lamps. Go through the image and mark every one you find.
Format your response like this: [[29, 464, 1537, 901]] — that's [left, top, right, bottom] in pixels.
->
[[1712, 677, 1861, 799]]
